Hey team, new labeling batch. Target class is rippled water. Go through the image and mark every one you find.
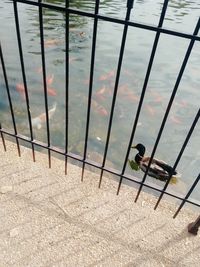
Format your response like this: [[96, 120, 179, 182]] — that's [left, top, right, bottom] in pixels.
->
[[0, 0, 200, 201]]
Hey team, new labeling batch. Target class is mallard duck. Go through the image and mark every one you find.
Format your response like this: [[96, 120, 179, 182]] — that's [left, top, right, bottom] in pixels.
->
[[131, 143, 181, 183]]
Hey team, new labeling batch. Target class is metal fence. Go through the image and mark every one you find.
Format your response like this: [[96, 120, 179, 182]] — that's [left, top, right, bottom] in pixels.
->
[[0, 0, 200, 234]]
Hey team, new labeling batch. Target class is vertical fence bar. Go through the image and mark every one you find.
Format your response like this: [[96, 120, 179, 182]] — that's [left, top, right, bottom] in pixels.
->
[[116, 0, 169, 195], [155, 108, 200, 210], [98, 0, 135, 188], [13, 0, 35, 161], [173, 173, 200, 218], [0, 43, 20, 156], [0, 123, 6, 151], [38, 0, 51, 168], [65, 0, 69, 175], [81, 0, 100, 181], [134, 18, 200, 202]]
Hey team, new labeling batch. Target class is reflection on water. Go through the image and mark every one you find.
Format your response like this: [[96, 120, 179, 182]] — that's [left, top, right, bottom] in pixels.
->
[[0, 0, 200, 201]]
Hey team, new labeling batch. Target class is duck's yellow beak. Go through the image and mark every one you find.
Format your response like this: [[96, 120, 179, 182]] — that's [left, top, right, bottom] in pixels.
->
[[131, 145, 136, 149]]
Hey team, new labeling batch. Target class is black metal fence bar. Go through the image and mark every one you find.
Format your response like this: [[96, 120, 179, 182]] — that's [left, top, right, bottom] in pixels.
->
[[0, 43, 21, 156], [13, 0, 35, 161], [38, 0, 51, 168], [9, 0, 200, 42], [98, 0, 135, 187], [173, 173, 200, 218], [65, 0, 69, 175], [134, 17, 200, 203], [117, 0, 169, 195], [81, 0, 100, 181], [155, 109, 200, 210]]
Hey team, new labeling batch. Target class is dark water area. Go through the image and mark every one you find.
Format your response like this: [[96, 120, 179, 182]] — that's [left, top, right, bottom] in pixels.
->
[[0, 0, 200, 202]]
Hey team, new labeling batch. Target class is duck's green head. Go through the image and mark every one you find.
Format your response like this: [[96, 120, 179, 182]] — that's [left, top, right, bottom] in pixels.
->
[[131, 143, 146, 156]]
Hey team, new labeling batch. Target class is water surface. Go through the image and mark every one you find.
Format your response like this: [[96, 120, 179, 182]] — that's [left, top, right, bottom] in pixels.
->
[[0, 0, 200, 201]]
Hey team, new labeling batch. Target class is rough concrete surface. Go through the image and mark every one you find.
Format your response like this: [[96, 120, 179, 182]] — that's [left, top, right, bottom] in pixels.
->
[[0, 140, 199, 267]]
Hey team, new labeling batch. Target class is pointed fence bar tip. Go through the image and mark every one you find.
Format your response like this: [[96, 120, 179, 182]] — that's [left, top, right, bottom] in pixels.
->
[[127, 0, 134, 9]]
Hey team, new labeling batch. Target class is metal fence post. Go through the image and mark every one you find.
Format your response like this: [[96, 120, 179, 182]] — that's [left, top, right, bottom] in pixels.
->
[[188, 215, 200, 235]]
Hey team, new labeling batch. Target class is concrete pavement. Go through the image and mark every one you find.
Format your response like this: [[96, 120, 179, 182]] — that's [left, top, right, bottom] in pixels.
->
[[0, 140, 199, 267]]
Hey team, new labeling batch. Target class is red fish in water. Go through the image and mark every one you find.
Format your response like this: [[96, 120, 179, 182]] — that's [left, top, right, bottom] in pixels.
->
[[46, 74, 54, 86], [95, 85, 113, 101], [145, 104, 156, 116], [91, 99, 108, 116], [37, 86, 56, 96], [16, 83, 26, 100], [44, 39, 61, 48], [118, 84, 139, 102], [95, 86, 106, 101], [35, 69, 55, 87], [170, 115, 182, 124], [118, 84, 128, 94], [126, 93, 139, 102], [99, 74, 108, 81], [16, 82, 56, 98], [47, 87, 56, 96], [99, 70, 115, 81], [150, 91, 164, 103], [96, 85, 106, 95]]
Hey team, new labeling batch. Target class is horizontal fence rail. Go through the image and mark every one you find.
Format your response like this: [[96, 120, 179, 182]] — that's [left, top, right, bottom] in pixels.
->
[[0, 0, 200, 229]]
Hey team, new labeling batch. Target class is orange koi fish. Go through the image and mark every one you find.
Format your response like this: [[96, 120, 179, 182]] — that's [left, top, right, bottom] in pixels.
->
[[36, 69, 55, 87], [150, 91, 164, 103], [145, 104, 156, 116], [96, 85, 106, 95], [118, 84, 139, 102], [16, 83, 26, 100], [47, 87, 56, 96], [99, 74, 108, 81], [95, 85, 113, 101], [95, 86, 106, 101], [126, 93, 139, 102], [91, 100, 108, 116], [99, 70, 115, 81], [32, 102, 57, 129], [170, 115, 182, 124], [46, 74, 54, 86], [44, 39, 61, 48], [118, 84, 128, 94]]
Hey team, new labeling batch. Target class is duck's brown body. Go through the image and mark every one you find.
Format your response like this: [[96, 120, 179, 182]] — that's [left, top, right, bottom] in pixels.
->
[[139, 156, 180, 181], [132, 144, 181, 182]]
